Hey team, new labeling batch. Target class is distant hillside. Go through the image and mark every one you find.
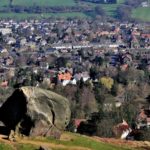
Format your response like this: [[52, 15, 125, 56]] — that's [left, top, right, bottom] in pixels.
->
[[0, 0, 76, 7], [0, 0, 124, 19], [11, 0, 76, 7], [132, 7, 150, 22], [131, 0, 150, 22], [0, 0, 85, 19], [0, 0, 149, 21]]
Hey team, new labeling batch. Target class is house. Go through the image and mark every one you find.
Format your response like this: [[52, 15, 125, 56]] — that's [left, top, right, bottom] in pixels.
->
[[73, 119, 86, 132], [53, 44, 72, 50], [109, 44, 119, 48], [58, 71, 72, 81], [131, 35, 140, 48], [7, 37, 16, 45], [113, 120, 132, 139], [137, 109, 150, 129], [58, 70, 73, 86], [6, 56, 14, 66], [100, 31, 110, 36], [120, 64, 128, 71], [141, 34, 150, 39], [74, 72, 90, 82], [1, 80, 8, 88], [20, 38, 27, 46], [132, 30, 140, 36], [122, 53, 133, 65], [141, 1, 149, 7], [0, 48, 8, 53], [0, 28, 12, 35]]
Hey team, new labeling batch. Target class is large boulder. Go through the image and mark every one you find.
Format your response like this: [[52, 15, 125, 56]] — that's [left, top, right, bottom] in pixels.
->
[[0, 86, 71, 138]]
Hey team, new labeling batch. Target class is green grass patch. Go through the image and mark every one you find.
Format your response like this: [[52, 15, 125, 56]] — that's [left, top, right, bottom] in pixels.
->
[[0, 0, 126, 19], [100, 0, 125, 17], [132, 7, 150, 22], [81, 0, 125, 17], [52, 148, 67, 150], [0, 143, 12, 150], [0, 0, 9, 7], [12, 0, 76, 7], [16, 144, 37, 150], [33, 132, 134, 150], [0, 12, 87, 19], [117, 0, 125, 4]]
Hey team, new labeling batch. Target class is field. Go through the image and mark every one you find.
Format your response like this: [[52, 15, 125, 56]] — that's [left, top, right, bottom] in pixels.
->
[[132, 7, 150, 22], [0, 0, 125, 19], [0, 0, 86, 19], [12, 0, 76, 6], [0, 0, 149, 21], [0, 132, 142, 150], [0, 0, 9, 7], [0, 12, 87, 19], [85, 0, 125, 16]]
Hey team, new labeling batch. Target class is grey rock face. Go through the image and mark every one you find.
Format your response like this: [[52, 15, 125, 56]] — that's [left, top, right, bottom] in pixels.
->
[[0, 86, 71, 138]]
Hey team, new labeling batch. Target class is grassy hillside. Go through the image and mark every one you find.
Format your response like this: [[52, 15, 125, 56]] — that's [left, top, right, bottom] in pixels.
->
[[0, 0, 86, 19], [0, 12, 87, 19], [131, 0, 150, 22], [0, 0, 9, 7], [0, 132, 138, 150], [0, 0, 76, 7], [0, 0, 125, 19], [0, 0, 149, 21], [132, 7, 150, 22], [84, 0, 125, 16], [12, 0, 76, 6]]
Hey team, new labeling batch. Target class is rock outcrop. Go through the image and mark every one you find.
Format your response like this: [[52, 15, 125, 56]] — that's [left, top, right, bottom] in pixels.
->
[[0, 86, 71, 138]]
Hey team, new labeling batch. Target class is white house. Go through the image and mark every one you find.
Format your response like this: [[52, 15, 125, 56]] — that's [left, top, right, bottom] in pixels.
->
[[0, 28, 12, 35]]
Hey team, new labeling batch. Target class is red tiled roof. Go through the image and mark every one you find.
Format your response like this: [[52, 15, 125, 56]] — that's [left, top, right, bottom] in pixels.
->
[[117, 124, 129, 131], [141, 34, 150, 38], [58, 72, 72, 81], [116, 120, 130, 132], [1, 81, 8, 88], [147, 117, 150, 123], [74, 119, 86, 128]]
